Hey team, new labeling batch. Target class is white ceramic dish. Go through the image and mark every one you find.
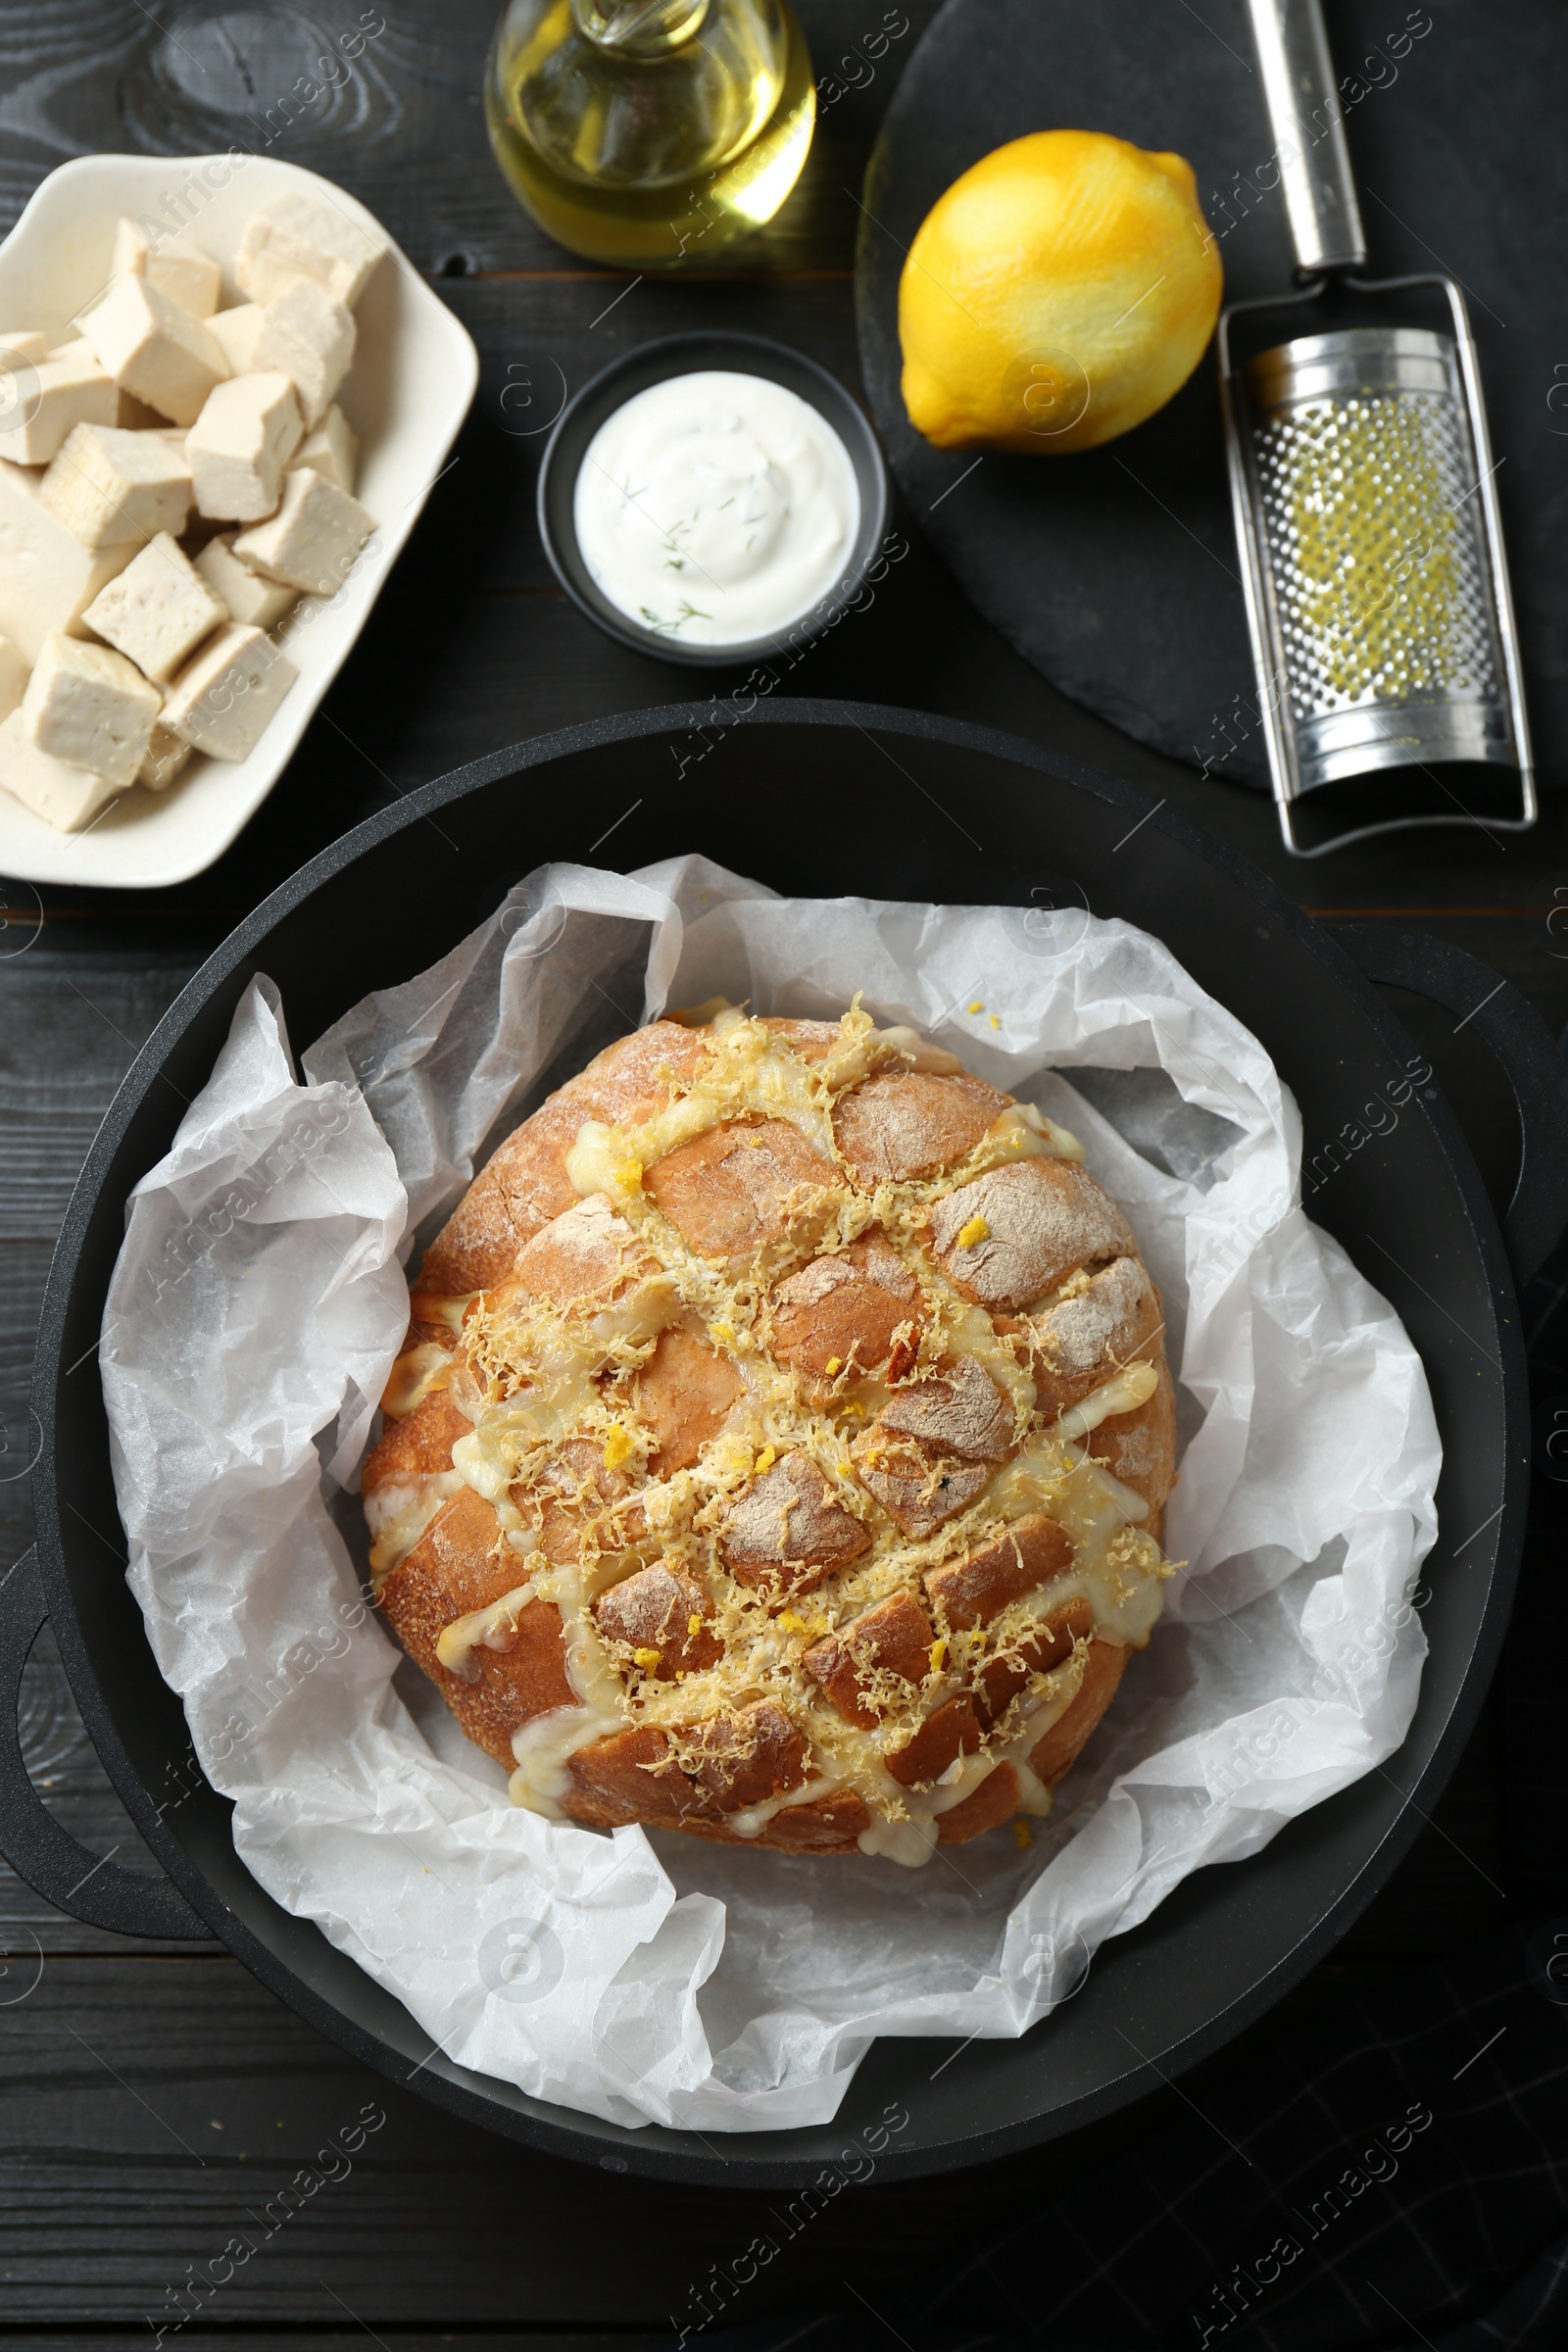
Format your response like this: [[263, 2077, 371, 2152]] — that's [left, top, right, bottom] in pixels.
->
[[0, 153, 477, 890]]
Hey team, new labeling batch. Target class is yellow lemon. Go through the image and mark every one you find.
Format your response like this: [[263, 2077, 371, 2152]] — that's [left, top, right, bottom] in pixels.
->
[[899, 128, 1222, 456]]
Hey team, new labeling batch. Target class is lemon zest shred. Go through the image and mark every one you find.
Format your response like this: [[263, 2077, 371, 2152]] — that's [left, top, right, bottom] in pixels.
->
[[428, 993, 1173, 1844]]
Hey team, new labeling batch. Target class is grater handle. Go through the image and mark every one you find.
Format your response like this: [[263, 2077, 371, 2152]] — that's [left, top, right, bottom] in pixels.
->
[[1246, 0, 1369, 274]]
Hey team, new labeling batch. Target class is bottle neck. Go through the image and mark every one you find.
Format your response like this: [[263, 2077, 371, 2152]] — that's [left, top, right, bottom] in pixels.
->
[[569, 0, 711, 55]]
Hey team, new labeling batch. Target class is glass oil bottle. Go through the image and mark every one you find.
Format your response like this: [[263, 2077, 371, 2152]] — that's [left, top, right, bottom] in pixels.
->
[[485, 0, 815, 269]]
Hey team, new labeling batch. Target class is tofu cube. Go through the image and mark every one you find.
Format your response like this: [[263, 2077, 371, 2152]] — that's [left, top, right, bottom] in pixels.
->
[[193, 531, 297, 628], [0, 632, 27, 721], [162, 622, 296, 760], [287, 401, 358, 494], [0, 340, 118, 466], [83, 531, 226, 682], [0, 463, 134, 660], [185, 371, 303, 523], [0, 706, 125, 832], [207, 303, 266, 376], [110, 217, 221, 318], [251, 278, 354, 428], [22, 630, 161, 788], [0, 331, 47, 367], [236, 191, 387, 310], [80, 273, 228, 427], [138, 720, 192, 790], [40, 423, 193, 549], [46, 336, 163, 430], [231, 466, 373, 595]]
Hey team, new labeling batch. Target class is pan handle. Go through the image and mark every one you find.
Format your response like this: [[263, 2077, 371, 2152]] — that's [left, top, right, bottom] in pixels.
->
[[1327, 922, 1568, 1290], [0, 1550, 207, 1940]]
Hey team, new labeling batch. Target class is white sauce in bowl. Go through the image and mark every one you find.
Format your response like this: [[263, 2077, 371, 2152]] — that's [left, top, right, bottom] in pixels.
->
[[571, 369, 860, 648]]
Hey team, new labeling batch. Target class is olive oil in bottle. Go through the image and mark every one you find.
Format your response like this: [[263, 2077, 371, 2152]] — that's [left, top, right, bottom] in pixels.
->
[[484, 0, 815, 269]]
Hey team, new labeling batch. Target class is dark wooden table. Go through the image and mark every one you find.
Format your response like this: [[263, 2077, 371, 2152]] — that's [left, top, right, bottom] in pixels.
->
[[1, 5, 1564, 2340]]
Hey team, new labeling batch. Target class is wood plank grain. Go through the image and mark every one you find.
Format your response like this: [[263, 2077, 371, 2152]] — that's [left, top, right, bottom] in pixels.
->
[[0, 956, 200, 1236], [0, 1924, 1505, 2328], [4, 2340, 667, 2352], [0, 1237, 48, 1578], [0, 950, 203, 1656], [0, 942, 215, 1951], [0, 1952, 1041, 2326]]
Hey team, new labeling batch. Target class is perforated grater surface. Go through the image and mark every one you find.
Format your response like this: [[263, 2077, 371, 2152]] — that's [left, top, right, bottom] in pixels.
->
[[1218, 1, 1533, 856]]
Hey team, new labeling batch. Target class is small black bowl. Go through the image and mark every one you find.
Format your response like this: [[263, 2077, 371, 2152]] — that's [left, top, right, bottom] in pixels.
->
[[536, 330, 891, 668]]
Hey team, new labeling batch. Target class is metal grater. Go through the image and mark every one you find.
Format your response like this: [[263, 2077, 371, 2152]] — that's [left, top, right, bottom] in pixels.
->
[[1217, 0, 1534, 856]]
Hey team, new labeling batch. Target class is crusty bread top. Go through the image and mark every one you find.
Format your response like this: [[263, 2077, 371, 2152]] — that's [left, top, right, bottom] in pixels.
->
[[363, 1004, 1175, 1865]]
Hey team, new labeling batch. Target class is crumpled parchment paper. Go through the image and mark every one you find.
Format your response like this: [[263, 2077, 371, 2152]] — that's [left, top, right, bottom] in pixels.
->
[[100, 856, 1441, 2132]]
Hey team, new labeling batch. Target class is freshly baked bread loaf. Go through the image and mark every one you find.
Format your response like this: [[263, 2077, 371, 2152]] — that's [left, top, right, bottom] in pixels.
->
[[362, 1004, 1175, 1864]]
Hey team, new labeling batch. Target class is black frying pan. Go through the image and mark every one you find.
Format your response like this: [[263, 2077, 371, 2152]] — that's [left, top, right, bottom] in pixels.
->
[[4, 701, 1565, 2188]]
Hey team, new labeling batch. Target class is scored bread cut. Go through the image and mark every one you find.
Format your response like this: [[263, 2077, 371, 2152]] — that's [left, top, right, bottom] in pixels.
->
[[362, 1004, 1176, 1865]]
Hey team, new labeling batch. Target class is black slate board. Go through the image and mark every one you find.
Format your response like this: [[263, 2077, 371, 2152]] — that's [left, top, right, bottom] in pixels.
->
[[854, 0, 1568, 792]]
